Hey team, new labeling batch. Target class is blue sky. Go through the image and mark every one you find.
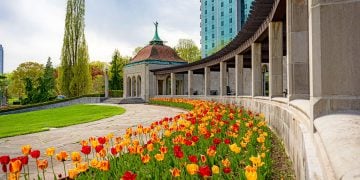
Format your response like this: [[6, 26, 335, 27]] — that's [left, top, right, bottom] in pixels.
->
[[0, 0, 200, 72]]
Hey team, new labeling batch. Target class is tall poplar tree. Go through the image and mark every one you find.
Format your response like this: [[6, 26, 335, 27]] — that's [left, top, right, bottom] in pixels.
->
[[110, 49, 128, 90], [60, 0, 91, 97]]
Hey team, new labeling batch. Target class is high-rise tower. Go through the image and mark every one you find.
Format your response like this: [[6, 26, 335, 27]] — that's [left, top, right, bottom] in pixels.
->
[[200, 0, 254, 57], [0, 45, 3, 74]]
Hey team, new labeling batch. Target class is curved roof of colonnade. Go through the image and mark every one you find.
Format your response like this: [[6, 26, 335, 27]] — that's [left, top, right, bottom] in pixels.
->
[[151, 0, 285, 75]]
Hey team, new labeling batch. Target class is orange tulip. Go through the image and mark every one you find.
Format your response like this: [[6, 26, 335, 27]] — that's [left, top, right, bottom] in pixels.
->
[[170, 167, 181, 177], [98, 160, 110, 171], [36, 159, 48, 170], [68, 168, 80, 179], [9, 160, 22, 173], [71, 152, 81, 162], [221, 158, 231, 167], [21, 145, 31, 156], [154, 153, 164, 161], [141, 154, 150, 164], [56, 151, 68, 162], [76, 162, 89, 172]]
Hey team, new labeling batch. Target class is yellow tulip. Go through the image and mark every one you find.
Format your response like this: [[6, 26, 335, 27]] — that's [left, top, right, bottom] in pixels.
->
[[186, 164, 199, 175]]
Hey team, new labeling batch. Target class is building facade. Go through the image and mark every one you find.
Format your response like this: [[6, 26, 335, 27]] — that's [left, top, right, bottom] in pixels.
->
[[123, 23, 187, 102], [0, 44, 3, 74], [200, 0, 254, 57]]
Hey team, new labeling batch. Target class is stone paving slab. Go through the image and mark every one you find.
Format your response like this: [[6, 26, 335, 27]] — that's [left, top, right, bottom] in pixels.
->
[[0, 104, 186, 179]]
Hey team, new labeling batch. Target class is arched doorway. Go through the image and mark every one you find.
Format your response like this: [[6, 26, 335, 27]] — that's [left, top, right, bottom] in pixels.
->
[[137, 75, 141, 97], [132, 76, 136, 97], [127, 77, 131, 97]]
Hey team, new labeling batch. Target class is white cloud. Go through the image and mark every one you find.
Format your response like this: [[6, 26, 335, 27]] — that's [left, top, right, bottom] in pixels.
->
[[0, 0, 201, 73]]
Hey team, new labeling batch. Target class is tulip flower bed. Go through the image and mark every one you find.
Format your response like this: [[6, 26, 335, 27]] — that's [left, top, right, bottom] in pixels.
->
[[1, 98, 275, 180]]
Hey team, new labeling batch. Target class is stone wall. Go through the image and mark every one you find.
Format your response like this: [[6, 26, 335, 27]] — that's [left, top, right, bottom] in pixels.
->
[[0, 97, 101, 115]]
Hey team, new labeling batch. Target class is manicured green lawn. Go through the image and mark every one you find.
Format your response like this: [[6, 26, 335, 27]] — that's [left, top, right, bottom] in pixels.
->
[[0, 104, 125, 138]]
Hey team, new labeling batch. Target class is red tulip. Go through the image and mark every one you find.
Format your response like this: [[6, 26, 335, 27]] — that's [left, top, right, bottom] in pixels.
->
[[174, 150, 184, 159], [98, 137, 106, 144], [224, 139, 231, 144], [122, 171, 137, 180], [0, 155, 10, 165], [184, 139, 192, 146], [1, 164, 6, 173], [19, 156, 29, 165], [111, 147, 117, 155], [198, 165, 212, 177], [95, 145, 104, 153], [30, 150, 40, 159], [81, 146, 91, 155], [188, 155, 198, 163], [191, 136, 199, 143], [173, 145, 181, 152], [213, 138, 221, 145], [223, 167, 231, 174]]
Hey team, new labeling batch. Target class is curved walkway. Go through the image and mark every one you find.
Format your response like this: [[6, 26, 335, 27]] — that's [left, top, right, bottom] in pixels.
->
[[0, 104, 186, 179]]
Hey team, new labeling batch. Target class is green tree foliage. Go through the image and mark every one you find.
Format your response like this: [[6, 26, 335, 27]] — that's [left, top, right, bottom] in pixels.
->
[[133, 46, 143, 56], [109, 49, 129, 90], [89, 61, 107, 94], [60, 0, 91, 97], [43, 57, 56, 96], [8, 62, 44, 98], [175, 39, 201, 63]]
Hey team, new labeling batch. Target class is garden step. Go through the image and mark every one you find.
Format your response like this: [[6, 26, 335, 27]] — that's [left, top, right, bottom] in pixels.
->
[[119, 98, 145, 104], [101, 98, 123, 104]]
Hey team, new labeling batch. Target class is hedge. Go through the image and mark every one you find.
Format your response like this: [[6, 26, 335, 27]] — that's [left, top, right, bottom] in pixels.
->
[[0, 94, 105, 113]]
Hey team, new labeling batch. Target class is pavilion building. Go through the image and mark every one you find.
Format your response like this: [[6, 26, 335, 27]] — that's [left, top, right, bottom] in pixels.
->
[[123, 23, 187, 102]]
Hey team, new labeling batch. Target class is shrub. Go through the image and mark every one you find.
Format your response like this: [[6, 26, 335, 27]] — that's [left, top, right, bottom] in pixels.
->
[[109, 90, 123, 97]]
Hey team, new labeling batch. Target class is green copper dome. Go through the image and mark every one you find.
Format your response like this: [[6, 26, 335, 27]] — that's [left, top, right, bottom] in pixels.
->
[[150, 22, 164, 45]]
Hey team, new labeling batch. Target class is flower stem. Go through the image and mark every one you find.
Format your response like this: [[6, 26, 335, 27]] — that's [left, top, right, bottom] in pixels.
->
[[42, 170, 45, 180], [62, 161, 67, 178], [50, 157, 56, 179]]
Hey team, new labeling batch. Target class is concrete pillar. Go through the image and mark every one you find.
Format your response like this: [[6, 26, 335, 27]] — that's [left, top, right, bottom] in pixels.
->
[[269, 22, 283, 98], [171, 73, 176, 96], [309, 0, 360, 119], [130, 78, 134, 97], [188, 70, 193, 96], [251, 43, 262, 97], [235, 55, 244, 96], [220, 61, 227, 96], [287, 0, 309, 100], [204, 67, 211, 96]]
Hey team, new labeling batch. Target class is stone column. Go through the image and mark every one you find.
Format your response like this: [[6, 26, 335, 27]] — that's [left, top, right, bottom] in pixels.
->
[[204, 66, 211, 96], [309, 0, 360, 119], [269, 22, 283, 98], [188, 70, 193, 96], [123, 76, 127, 98], [287, 0, 309, 100], [171, 73, 176, 96], [235, 55, 243, 96], [220, 61, 227, 96], [251, 43, 262, 97]]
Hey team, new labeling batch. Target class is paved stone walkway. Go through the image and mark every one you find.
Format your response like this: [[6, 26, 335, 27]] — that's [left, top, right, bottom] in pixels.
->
[[0, 104, 186, 179]]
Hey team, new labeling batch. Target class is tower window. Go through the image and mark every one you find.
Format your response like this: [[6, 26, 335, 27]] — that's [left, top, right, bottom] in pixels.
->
[[212, 43, 215, 48], [229, 8, 232, 13], [221, 12, 224, 16], [229, 28, 232, 33], [221, 2, 224, 7], [229, 18, 232, 23], [221, 21, 224, 26], [221, 31, 224, 35]]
